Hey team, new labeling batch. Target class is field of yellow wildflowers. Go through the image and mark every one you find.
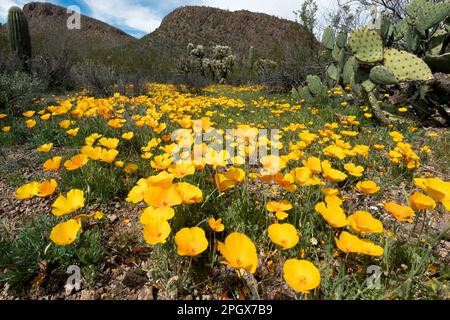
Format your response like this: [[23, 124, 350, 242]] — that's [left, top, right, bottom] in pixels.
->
[[0, 84, 449, 300]]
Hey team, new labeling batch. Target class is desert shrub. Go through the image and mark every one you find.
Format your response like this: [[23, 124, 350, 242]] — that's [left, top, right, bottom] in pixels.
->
[[0, 52, 24, 74], [250, 64, 322, 93], [31, 50, 75, 91], [72, 61, 149, 97], [171, 70, 212, 91], [0, 71, 44, 113]]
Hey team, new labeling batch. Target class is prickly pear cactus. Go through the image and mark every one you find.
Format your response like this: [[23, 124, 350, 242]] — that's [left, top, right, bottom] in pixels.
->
[[393, 19, 408, 41], [335, 32, 348, 49], [292, 87, 300, 100], [348, 28, 383, 64], [332, 45, 345, 66], [343, 57, 358, 85], [379, 13, 394, 45], [405, 0, 428, 21], [298, 86, 314, 104], [326, 64, 339, 82], [405, 26, 420, 52], [362, 79, 377, 93], [384, 48, 433, 82], [322, 27, 335, 50], [416, 2, 450, 37], [306, 75, 323, 96], [369, 66, 398, 85], [430, 29, 447, 55]]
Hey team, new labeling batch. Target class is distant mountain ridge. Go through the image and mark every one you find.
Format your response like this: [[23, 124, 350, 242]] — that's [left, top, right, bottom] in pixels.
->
[[0, 2, 319, 78], [1, 2, 137, 58], [140, 6, 317, 64]]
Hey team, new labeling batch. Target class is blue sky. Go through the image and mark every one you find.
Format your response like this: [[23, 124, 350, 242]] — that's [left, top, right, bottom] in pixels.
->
[[0, 0, 339, 38]]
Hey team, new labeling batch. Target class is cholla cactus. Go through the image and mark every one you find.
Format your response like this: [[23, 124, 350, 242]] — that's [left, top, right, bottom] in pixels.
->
[[180, 43, 236, 83], [254, 58, 277, 76], [187, 43, 205, 59], [207, 45, 235, 83]]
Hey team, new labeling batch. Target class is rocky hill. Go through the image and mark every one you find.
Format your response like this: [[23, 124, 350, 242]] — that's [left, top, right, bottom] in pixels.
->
[[0, 2, 137, 58], [1, 3, 319, 78], [139, 6, 318, 66]]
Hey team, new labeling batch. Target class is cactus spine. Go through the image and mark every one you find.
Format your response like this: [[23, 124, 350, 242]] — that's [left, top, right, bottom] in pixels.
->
[[8, 6, 32, 70]]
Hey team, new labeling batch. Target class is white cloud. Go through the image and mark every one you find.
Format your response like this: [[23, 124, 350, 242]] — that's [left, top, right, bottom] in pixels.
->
[[0, 0, 29, 22], [202, 0, 339, 24], [202, 0, 299, 20], [82, 0, 341, 37], [0, 0, 344, 37], [199, 0, 342, 35], [82, 0, 163, 35]]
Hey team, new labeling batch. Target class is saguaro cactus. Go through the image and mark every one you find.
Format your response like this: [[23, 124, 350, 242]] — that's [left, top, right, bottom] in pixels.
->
[[7, 6, 32, 70]]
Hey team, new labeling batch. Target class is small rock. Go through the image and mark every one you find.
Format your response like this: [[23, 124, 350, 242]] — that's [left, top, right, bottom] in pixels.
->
[[137, 286, 154, 300], [122, 270, 148, 289]]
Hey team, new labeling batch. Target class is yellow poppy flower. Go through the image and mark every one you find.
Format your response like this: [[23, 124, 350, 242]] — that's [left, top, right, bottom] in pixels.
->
[[414, 178, 450, 211], [99, 137, 119, 150], [141, 206, 175, 223], [37, 179, 58, 197], [67, 128, 79, 136], [99, 148, 119, 163], [347, 211, 383, 234], [283, 259, 320, 293], [315, 198, 347, 228], [208, 217, 225, 232], [142, 216, 171, 245], [26, 119, 36, 128], [168, 163, 195, 178], [124, 163, 138, 174], [302, 157, 322, 174], [175, 227, 209, 256], [122, 132, 134, 140], [410, 192, 436, 210], [59, 120, 73, 129], [344, 163, 364, 177], [144, 185, 182, 208], [52, 189, 85, 216], [217, 232, 258, 274], [266, 200, 293, 213], [214, 173, 236, 192], [15, 181, 41, 199], [43, 156, 62, 171], [175, 182, 203, 204], [268, 223, 299, 250], [23, 110, 35, 118], [384, 202, 415, 222], [37, 143, 53, 153], [335, 231, 384, 256], [64, 154, 89, 170], [115, 161, 125, 168], [356, 180, 380, 194], [50, 219, 82, 246]]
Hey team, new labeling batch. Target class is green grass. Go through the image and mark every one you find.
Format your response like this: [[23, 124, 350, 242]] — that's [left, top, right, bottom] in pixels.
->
[[0, 216, 108, 293]]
